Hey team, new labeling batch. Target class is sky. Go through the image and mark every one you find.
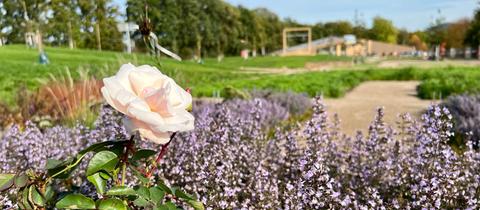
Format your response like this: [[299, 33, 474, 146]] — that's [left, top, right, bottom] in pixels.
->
[[114, 0, 477, 31]]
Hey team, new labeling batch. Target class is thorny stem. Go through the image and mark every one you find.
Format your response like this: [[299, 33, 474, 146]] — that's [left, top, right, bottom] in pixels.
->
[[146, 133, 176, 178], [120, 136, 135, 186]]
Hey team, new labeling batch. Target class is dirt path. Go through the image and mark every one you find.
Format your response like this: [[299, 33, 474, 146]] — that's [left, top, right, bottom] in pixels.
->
[[324, 81, 434, 135], [377, 59, 480, 69]]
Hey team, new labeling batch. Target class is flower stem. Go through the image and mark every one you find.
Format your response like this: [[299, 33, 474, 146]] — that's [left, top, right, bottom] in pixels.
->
[[121, 163, 127, 186], [147, 133, 176, 178], [120, 135, 135, 186]]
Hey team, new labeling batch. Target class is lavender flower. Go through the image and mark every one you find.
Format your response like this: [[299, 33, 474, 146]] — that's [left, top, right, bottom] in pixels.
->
[[2, 97, 480, 209]]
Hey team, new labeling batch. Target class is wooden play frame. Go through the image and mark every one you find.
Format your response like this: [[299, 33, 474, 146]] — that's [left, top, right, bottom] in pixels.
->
[[282, 27, 313, 56]]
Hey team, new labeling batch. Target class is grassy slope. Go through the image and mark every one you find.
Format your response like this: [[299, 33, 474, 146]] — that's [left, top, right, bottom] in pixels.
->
[[0, 45, 344, 105], [1, 45, 480, 106], [197, 67, 480, 99]]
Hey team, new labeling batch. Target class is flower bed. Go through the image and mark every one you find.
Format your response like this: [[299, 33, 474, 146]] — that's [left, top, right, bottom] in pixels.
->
[[2, 96, 479, 209]]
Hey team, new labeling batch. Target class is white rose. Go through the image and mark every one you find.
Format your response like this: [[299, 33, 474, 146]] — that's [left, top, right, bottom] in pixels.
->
[[101, 63, 194, 144]]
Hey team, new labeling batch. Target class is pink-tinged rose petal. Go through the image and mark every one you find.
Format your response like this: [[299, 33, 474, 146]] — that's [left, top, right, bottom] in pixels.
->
[[123, 118, 171, 144], [101, 64, 194, 144]]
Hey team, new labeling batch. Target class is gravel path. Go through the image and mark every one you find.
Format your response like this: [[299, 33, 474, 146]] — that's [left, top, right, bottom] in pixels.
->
[[324, 81, 434, 135]]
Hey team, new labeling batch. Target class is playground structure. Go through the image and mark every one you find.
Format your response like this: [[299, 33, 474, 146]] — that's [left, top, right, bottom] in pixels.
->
[[282, 27, 313, 56], [278, 27, 415, 57]]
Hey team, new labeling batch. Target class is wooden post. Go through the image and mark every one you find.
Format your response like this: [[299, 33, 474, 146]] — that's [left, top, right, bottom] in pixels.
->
[[336, 44, 342, 56], [282, 29, 287, 55], [307, 28, 312, 54], [95, 22, 101, 51], [282, 27, 312, 56]]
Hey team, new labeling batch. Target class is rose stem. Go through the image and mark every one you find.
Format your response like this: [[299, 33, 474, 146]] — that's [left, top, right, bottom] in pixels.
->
[[121, 135, 135, 186], [147, 132, 176, 178]]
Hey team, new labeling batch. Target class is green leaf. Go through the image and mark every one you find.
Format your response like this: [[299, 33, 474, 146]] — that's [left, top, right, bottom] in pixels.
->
[[154, 202, 178, 210], [47, 141, 124, 178], [29, 185, 46, 207], [55, 194, 96, 209], [14, 174, 28, 188], [157, 180, 172, 194], [130, 166, 149, 184], [149, 187, 165, 205], [97, 198, 127, 210], [173, 188, 194, 200], [135, 186, 150, 201], [78, 141, 121, 157], [44, 185, 54, 201], [186, 199, 205, 210], [99, 171, 112, 180], [170, 187, 204, 210], [86, 151, 119, 176], [164, 202, 178, 210], [0, 174, 15, 192], [133, 197, 149, 207], [154, 205, 169, 210], [46, 157, 75, 178], [106, 186, 137, 196], [132, 149, 157, 161], [22, 187, 34, 209], [46, 158, 65, 170], [87, 173, 107, 195]]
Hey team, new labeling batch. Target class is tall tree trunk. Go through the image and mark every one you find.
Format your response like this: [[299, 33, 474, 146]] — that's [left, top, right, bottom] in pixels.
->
[[95, 22, 101, 51], [196, 34, 202, 59], [172, 38, 178, 54], [217, 42, 224, 62], [36, 29, 43, 53], [68, 21, 74, 49]]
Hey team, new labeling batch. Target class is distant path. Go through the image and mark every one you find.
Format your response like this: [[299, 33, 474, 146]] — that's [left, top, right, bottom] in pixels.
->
[[237, 59, 480, 75], [324, 81, 434, 135], [377, 59, 480, 68]]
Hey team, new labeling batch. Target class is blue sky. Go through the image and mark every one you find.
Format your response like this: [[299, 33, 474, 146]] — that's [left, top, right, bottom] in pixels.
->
[[114, 0, 476, 31]]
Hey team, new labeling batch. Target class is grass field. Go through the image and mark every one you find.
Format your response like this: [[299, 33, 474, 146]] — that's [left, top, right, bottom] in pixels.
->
[[0, 45, 346, 105], [1, 45, 480, 106], [197, 66, 480, 99]]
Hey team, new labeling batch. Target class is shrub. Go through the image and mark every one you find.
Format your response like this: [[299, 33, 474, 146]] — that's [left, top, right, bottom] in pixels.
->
[[2, 98, 479, 209], [37, 69, 103, 126], [250, 90, 312, 115], [163, 98, 480, 209], [442, 94, 480, 148]]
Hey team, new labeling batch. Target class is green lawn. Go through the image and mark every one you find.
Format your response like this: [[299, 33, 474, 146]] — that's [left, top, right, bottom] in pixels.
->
[[196, 66, 480, 99], [201, 54, 350, 69], [1, 45, 480, 107]]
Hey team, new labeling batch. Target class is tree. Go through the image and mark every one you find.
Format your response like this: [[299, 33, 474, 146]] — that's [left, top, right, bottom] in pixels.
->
[[72, 0, 122, 51], [1, 0, 48, 44], [0, 2, 7, 42], [446, 19, 470, 48], [217, 3, 242, 55], [409, 34, 428, 51], [425, 10, 447, 46], [396, 28, 409, 45], [352, 25, 369, 39], [254, 8, 282, 54], [238, 6, 263, 52], [48, 0, 81, 48], [323, 21, 353, 36], [370, 16, 398, 43], [466, 6, 480, 47]]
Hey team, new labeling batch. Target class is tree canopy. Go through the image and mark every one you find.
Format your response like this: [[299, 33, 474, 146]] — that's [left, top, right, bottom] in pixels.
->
[[0, 0, 123, 51], [370, 16, 398, 44], [1, 1, 479, 56]]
